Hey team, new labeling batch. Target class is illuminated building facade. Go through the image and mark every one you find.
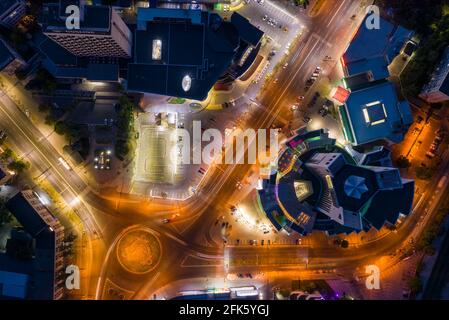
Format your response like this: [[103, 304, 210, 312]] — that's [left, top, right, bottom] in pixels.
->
[[258, 129, 414, 236]]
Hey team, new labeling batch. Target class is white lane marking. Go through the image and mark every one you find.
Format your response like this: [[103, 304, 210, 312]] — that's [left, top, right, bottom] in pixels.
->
[[327, 0, 348, 27], [163, 231, 187, 246]]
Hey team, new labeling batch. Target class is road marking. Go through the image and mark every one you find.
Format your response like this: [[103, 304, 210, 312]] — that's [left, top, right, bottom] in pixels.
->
[[163, 231, 187, 246], [0, 101, 102, 235], [327, 0, 347, 27], [195, 252, 224, 259]]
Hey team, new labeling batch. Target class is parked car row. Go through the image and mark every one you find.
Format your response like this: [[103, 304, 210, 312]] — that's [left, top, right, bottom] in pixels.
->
[[426, 130, 445, 159]]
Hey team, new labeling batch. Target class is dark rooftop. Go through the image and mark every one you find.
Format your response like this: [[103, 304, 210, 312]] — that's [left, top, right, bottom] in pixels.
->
[[41, 3, 111, 33], [0, 39, 14, 70], [127, 9, 262, 100], [2, 192, 59, 300], [0, 0, 20, 16]]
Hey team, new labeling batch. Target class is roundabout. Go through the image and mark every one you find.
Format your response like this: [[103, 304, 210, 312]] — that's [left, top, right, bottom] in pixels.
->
[[116, 227, 162, 275]]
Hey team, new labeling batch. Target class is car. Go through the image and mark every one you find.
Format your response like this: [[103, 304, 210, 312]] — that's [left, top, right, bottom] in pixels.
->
[[249, 240, 257, 246], [262, 14, 267, 21], [297, 96, 305, 101], [318, 108, 328, 117], [426, 151, 435, 159], [416, 116, 424, 124], [162, 218, 171, 224], [306, 79, 314, 86], [261, 240, 265, 246], [302, 116, 312, 123], [291, 104, 299, 111], [273, 78, 279, 84], [283, 62, 289, 69]]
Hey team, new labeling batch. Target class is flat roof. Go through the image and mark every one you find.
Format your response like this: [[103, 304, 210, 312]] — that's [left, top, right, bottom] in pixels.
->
[[343, 81, 412, 145], [41, 3, 111, 32], [343, 14, 412, 79], [127, 9, 250, 100], [4, 192, 59, 300], [343, 15, 395, 64], [0, 0, 21, 16], [0, 39, 14, 69]]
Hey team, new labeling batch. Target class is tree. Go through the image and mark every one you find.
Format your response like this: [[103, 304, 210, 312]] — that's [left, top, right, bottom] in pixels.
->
[[0, 148, 13, 161], [7, 160, 29, 173], [38, 103, 51, 113], [340, 240, 349, 248], [408, 276, 422, 295], [396, 156, 411, 169], [415, 167, 434, 180]]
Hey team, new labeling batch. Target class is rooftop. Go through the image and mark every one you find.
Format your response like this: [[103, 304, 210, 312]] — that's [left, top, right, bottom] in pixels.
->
[[0, 39, 14, 70], [1, 191, 62, 300], [41, 3, 111, 33], [37, 35, 119, 81], [258, 129, 414, 236], [0, 0, 21, 16], [127, 8, 262, 100], [342, 14, 412, 80], [341, 81, 413, 145]]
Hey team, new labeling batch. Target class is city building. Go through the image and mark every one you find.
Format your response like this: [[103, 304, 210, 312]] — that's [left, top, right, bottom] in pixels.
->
[[0, 38, 27, 76], [420, 47, 449, 103], [337, 14, 413, 146], [257, 128, 414, 236], [339, 81, 413, 145], [341, 14, 413, 81], [126, 8, 263, 100], [40, 0, 132, 58], [36, 32, 120, 82], [0, 191, 65, 299], [0, 0, 26, 29]]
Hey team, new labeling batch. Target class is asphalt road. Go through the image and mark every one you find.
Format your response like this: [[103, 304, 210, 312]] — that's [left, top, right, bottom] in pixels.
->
[[3, 0, 441, 301]]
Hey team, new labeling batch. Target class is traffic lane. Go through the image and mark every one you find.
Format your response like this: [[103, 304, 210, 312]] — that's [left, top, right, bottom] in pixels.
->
[[0, 95, 87, 193], [0, 99, 102, 235]]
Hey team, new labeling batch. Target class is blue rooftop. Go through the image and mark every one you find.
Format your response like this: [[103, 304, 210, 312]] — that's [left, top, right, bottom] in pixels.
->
[[343, 14, 412, 80], [341, 81, 413, 145]]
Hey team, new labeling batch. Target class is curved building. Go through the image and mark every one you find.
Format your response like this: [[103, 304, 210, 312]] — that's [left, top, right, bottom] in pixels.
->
[[258, 128, 414, 236]]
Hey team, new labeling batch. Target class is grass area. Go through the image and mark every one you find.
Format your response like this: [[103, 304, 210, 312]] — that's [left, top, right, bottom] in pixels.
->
[[167, 97, 186, 104], [115, 95, 136, 161]]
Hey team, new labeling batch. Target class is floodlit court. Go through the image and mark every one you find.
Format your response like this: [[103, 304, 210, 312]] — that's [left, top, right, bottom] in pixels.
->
[[134, 113, 184, 185]]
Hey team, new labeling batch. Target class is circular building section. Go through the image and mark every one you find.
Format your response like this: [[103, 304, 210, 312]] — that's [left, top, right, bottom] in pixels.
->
[[257, 128, 414, 236]]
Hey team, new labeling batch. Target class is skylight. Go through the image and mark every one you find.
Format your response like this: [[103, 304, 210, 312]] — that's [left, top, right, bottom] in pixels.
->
[[182, 75, 192, 92], [152, 39, 162, 60]]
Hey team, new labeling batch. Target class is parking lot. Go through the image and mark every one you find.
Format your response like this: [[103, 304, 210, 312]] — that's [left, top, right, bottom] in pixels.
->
[[237, 0, 301, 47]]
